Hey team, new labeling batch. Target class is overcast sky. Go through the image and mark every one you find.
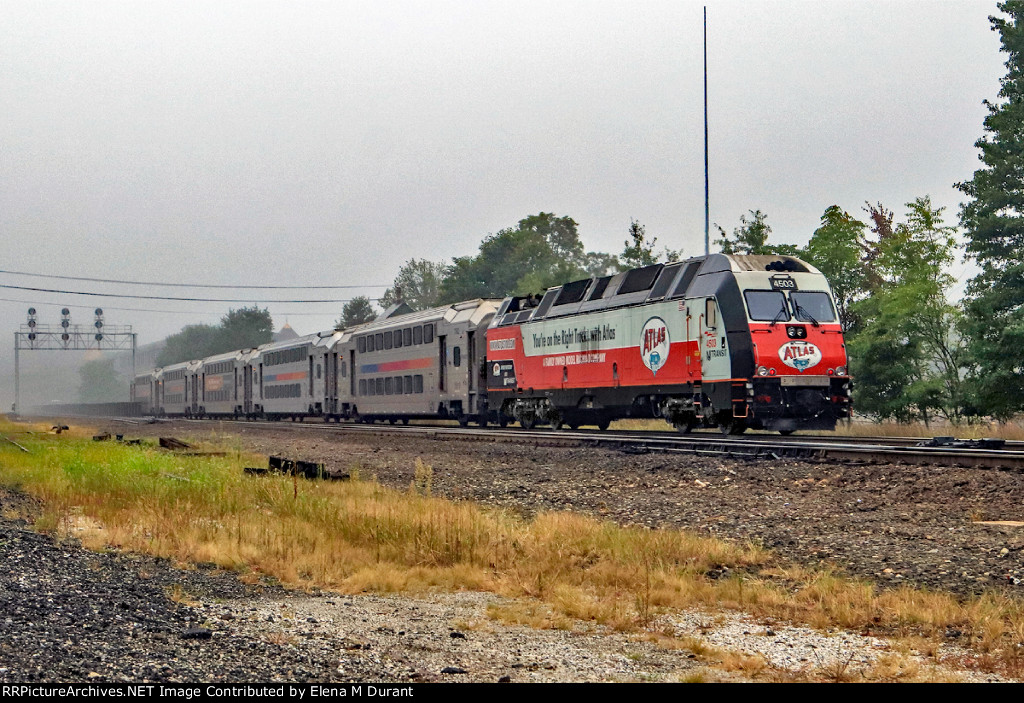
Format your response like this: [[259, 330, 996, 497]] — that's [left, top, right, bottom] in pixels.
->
[[0, 0, 1007, 401]]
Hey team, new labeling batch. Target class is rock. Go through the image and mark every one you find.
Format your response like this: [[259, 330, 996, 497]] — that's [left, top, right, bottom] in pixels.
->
[[441, 667, 468, 675], [181, 628, 212, 640]]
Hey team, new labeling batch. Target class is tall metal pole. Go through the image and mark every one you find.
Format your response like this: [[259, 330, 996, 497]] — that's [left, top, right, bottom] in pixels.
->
[[704, 5, 710, 256], [13, 333, 19, 415]]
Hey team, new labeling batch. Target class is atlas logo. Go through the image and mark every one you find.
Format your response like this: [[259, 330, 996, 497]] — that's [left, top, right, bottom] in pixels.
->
[[778, 341, 822, 373], [640, 317, 670, 375]]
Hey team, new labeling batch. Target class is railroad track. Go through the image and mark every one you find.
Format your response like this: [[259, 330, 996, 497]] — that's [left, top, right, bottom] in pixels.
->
[[22, 412, 1024, 470], [145, 417, 1024, 471]]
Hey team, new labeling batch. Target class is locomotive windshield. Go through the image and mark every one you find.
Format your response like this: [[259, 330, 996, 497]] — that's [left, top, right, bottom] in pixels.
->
[[744, 289, 837, 324], [744, 291, 789, 321], [791, 291, 836, 323]]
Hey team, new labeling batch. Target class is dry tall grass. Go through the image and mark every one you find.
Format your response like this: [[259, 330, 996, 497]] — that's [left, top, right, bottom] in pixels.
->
[[2, 418, 1024, 673]]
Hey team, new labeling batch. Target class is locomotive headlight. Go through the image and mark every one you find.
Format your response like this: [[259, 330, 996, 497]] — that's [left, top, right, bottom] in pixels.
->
[[836, 365, 847, 376], [757, 366, 769, 376]]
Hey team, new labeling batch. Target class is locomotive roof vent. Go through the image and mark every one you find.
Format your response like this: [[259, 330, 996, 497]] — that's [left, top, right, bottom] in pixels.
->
[[728, 254, 812, 273]]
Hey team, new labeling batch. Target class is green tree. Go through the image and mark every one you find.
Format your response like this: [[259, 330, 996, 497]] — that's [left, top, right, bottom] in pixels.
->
[[379, 259, 446, 310], [439, 212, 603, 300], [78, 357, 126, 402], [956, 1, 1024, 420], [802, 205, 869, 332], [156, 323, 220, 367], [847, 198, 963, 423], [216, 306, 274, 352], [620, 219, 658, 269], [156, 307, 275, 367], [336, 296, 377, 329], [714, 210, 800, 256]]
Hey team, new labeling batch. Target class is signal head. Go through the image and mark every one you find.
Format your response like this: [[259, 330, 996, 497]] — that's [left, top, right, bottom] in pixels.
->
[[27, 307, 36, 316], [94, 308, 103, 316], [61, 308, 70, 316]]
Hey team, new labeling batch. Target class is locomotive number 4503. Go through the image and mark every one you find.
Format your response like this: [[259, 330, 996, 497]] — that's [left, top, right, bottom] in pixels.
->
[[770, 276, 797, 291]]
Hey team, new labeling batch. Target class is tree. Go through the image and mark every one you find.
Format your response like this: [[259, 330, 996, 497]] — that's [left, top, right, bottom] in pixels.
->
[[847, 198, 963, 423], [156, 323, 220, 367], [439, 213, 603, 300], [216, 306, 274, 352], [714, 210, 800, 256], [802, 205, 869, 332], [956, 1, 1024, 420], [620, 219, 659, 269], [336, 296, 377, 329], [379, 259, 446, 311], [156, 306, 274, 367], [78, 357, 126, 402]]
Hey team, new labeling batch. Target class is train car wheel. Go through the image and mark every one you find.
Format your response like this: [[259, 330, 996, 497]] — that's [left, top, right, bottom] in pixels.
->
[[520, 415, 536, 430], [499, 416, 508, 428], [458, 416, 469, 428], [779, 429, 795, 436], [597, 419, 610, 431], [674, 419, 695, 434]]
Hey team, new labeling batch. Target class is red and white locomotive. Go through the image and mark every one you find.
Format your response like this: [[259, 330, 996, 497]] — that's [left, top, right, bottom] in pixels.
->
[[486, 253, 851, 434]]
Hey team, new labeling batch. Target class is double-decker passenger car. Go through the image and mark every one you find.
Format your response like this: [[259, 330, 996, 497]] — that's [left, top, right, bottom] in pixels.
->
[[246, 334, 320, 420], [335, 299, 500, 424], [194, 350, 251, 418], [131, 371, 158, 415], [486, 254, 851, 434]]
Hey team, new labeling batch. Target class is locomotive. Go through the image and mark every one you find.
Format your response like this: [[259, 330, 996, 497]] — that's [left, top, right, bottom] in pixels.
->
[[132, 253, 851, 435], [486, 253, 851, 435]]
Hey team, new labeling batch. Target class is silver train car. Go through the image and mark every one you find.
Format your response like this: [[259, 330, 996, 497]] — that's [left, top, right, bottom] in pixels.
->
[[194, 349, 251, 418], [246, 333, 321, 420], [131, 299, 500, 425], [332, 299, 500, 424]]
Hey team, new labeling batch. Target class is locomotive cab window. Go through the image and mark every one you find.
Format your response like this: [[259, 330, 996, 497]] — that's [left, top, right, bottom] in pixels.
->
[[744, 291, 790, 322], [705, 299, 718, 329], [791, 292, 837, 323]]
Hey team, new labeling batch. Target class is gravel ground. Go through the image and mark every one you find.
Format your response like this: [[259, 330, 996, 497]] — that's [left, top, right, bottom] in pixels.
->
[[4, 417, 1024, 682]]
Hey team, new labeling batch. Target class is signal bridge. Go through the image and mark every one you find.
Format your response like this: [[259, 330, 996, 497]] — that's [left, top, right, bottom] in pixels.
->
[[13, 307, 136, 414]]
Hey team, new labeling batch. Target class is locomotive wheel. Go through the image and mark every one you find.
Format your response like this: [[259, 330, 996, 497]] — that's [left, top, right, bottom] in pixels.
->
[[719, 418, 747, 436], [597, 419, 610, 431], [458, 416, 469, 428], [499, 416, 509, 428], [520, 415, 536, 430]]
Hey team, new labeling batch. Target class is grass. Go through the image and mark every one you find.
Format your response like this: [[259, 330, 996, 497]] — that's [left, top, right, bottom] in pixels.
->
[[2, 417, 1024, 678]]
